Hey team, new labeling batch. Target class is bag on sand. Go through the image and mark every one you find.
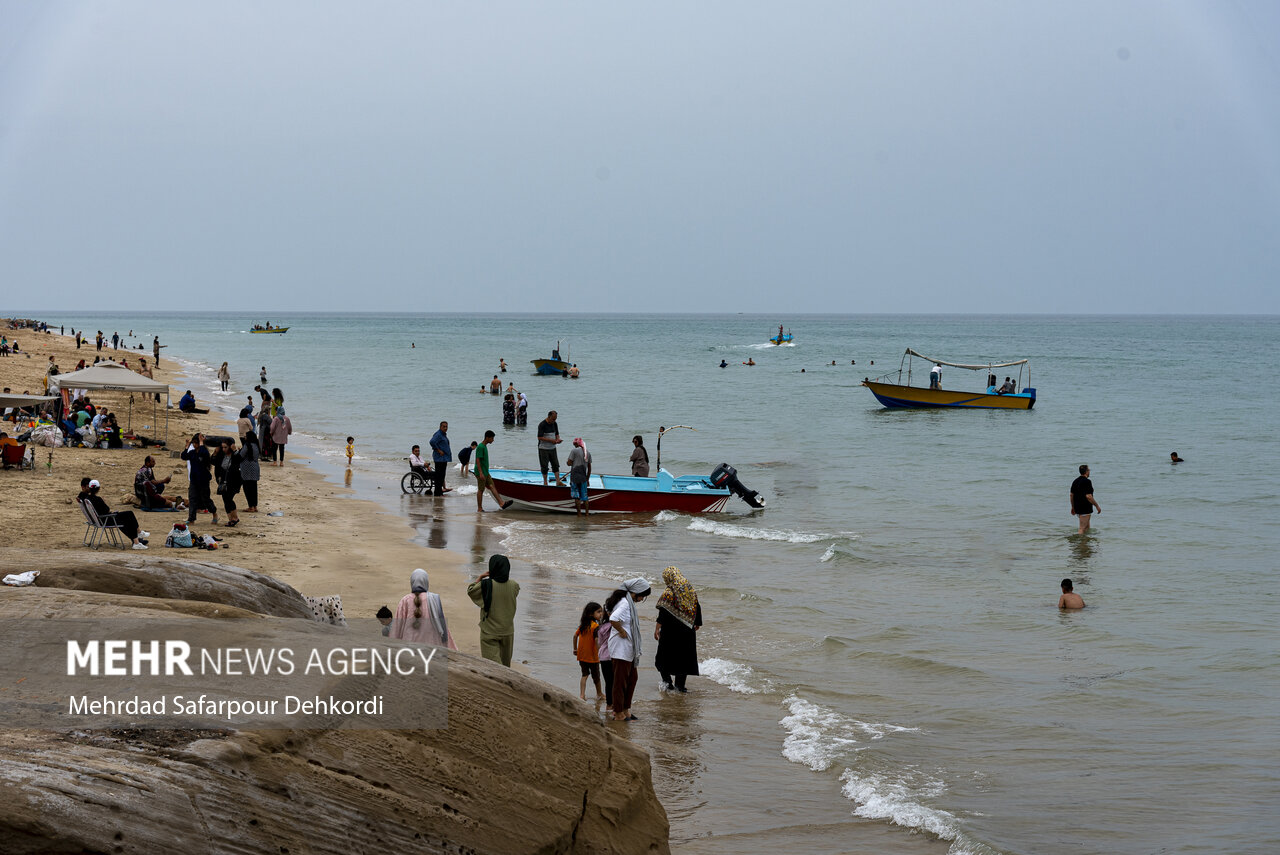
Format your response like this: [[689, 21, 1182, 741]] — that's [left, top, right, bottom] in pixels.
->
[[165, 523, 194, 548]]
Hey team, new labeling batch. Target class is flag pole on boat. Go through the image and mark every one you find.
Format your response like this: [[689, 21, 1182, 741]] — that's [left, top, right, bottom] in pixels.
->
[[656, 424, 695, 472]]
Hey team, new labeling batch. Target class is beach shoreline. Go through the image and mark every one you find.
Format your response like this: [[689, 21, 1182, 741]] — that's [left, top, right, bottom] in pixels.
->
[[0, 327, 482, 654]]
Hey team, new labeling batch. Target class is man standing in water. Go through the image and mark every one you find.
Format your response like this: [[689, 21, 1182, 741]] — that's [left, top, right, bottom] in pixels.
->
[[1070, 464, 1101, 534], [537, 410, 564, 486], [474, 430, 513, 512], [429, 420, 452, 496]]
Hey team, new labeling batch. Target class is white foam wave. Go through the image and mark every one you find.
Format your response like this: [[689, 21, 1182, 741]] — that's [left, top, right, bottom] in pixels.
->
[[779, 695, 862, 770], [780, 695, 921, 771], [654, 510, 681, 523], [819, 544, 838, 562], [838, 768, 999, 853], [700, 657, 769, 694], [686, 517, 826, 543]]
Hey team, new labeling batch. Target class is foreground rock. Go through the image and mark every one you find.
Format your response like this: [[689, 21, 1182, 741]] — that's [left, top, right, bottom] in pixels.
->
[[0, 558, 670, 855]]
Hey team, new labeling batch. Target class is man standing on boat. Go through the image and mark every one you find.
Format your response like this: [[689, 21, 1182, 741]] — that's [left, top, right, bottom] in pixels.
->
[[537, 410, 564, 486], [1070, 464, 1101, 534], [429, 421, 453, 496], [930, 363, 942, 389]]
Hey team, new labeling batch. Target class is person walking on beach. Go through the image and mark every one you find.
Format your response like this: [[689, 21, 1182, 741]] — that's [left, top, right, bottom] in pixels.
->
[[393, 569, 458, 650], [1058, 578, 1085, 609], [537, 410, 564, 486], [467, 554, 519, 666], [630, 435, 650, 477], [597, 595, 617, 711], [608, 578, 651, 721], [239, 431, 261, 513], [269, 407, 292, 466], [573, 602, 605, 701], [212, 438, 243, 527], [474, 430, 514, 511], [566, 437, 592, 515], [654, 566, 702, 693], [1070, 464, 1101, 534], [152, 336, 161, 366], [182, 432, 219, 526], [218, 362, 230, 392], [346, 436, 355, 466], [430, 421, 453, 495]]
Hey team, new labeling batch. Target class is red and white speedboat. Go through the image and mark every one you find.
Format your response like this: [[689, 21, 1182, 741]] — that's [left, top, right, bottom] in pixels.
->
[[489, 464, 765, 515]]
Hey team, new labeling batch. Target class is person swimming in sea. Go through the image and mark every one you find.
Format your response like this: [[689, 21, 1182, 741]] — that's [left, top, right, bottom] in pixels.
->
[[743, 358, 755, 366], [719, 360, 728, 368], [1170, 452, 1184, 464]]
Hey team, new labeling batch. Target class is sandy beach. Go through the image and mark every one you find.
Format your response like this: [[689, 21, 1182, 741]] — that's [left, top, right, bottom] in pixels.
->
[[0, 326, 480, 654], [1, 322, 672, 854]]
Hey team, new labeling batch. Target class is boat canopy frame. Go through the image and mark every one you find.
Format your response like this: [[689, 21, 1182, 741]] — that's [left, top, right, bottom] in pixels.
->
[[887, 349, 1030, 390]]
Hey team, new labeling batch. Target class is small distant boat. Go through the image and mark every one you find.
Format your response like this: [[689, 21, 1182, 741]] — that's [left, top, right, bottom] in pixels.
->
[[863, 349, 1036, 410], [770, 326, 793, 345], [250, 324, 289, 335], [531, 339, 572, 375]]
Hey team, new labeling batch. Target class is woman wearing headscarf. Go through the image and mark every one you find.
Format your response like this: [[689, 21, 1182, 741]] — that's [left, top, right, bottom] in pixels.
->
[[269, 405, 292, 466], [467, 554, 520, 666], [236, 406, 254, 440], [239, 430, 261, 513], [607, 577, 651, 721], [392, 569, 457, 650], [630, 435, 650, 477], [654, 566, 702, 692]]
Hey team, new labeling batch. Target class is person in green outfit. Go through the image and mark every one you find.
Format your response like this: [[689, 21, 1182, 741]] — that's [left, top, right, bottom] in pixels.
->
[[474, 429, 514, 512], [467, 554, 520, 666]]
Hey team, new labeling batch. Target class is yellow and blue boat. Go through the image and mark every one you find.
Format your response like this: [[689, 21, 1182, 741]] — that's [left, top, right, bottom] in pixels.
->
[[250, 324, 289, 334], [863, 349, 1036, 409]]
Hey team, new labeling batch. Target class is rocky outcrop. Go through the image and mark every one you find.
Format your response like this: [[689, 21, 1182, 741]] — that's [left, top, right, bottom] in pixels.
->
[[33, 555, 315, 619], [0, 560, 670, 855]]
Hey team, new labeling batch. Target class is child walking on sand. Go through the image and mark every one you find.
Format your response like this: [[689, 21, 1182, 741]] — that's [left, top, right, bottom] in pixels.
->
[[346, 436, 355, 466], [573, 602, 604, 701]]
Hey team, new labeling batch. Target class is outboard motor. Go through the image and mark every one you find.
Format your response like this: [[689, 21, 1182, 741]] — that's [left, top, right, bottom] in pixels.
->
[[709, 463, 766, 509]]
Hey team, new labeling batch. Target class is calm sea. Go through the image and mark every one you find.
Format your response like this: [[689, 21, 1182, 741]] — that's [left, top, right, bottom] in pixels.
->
[[27, 312, 1280, 854]]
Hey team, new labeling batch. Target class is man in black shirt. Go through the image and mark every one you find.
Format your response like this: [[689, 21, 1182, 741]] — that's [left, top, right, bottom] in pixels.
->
[[1070, 464, 1101, 534], [537, 411, 564, 486]]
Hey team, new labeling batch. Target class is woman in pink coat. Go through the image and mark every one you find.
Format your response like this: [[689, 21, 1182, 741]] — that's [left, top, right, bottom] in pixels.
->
[[269, 406, 292, 467], [391, 569, 457, 650]]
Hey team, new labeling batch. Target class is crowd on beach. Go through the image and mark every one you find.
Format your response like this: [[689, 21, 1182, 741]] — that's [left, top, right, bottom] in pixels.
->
[[379, 558, 703, 723]]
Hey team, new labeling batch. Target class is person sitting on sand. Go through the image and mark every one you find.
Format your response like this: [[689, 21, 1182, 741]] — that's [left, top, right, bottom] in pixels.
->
[[81, 477, 150, 549], [135, 455, 181, 509], [1058, 578, 1085, 609], [392, 569, 458, 650], [1170, 452, 1184, 464], [177, 391, 208, 414]]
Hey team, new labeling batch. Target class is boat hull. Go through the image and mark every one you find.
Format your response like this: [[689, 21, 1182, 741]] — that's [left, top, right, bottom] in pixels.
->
[[250, 328, 289, 334], [769, 335, 793, 344], [488, 468, 731, 514], [863, 380, 1035, 409], [530, 358, 570, 375]]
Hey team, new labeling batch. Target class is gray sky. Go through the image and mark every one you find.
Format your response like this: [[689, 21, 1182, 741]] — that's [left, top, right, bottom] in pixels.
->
[[1, 1, 1277, 314]]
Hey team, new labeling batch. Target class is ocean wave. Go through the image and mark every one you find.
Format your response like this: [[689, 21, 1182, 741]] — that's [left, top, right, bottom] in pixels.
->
[[780, 695, 861, 770], [780, 695, 921, 771], [700, 657, 770, 694], [819, 544, 837, 562], [654, 510, 682, 523], [686, 517, 835, 544], [839, 768, 998, 855]]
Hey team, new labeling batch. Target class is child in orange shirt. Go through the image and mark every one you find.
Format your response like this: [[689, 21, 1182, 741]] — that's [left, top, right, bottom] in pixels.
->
[[573, 601, 604, 700]]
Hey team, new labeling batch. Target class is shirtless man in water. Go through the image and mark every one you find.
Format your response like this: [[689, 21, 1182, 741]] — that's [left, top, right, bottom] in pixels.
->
[[1058, 579, 1085, 609]]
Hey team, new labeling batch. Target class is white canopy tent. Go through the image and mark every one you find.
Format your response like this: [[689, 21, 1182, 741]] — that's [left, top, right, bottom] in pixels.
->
[[0, 393, 58, 409], [48, 362, 170, 444]]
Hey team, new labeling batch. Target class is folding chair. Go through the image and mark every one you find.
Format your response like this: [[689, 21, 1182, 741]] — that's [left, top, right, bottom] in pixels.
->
[[79, 498, 127, 550], [0, 443, 30, 470]]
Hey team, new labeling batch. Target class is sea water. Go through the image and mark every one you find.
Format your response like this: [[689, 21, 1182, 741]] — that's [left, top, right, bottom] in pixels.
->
[[28, 312, 1280, 854]]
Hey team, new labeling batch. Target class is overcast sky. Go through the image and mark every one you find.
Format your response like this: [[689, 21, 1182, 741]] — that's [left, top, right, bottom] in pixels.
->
[[1, 1, 1277, 314]]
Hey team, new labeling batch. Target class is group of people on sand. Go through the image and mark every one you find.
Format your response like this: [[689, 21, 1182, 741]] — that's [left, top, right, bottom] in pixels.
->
[[383, 557, 703, 723]]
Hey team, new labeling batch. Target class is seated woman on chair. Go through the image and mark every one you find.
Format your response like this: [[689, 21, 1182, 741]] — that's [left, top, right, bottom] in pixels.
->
[[81, 477, 150, 549]]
